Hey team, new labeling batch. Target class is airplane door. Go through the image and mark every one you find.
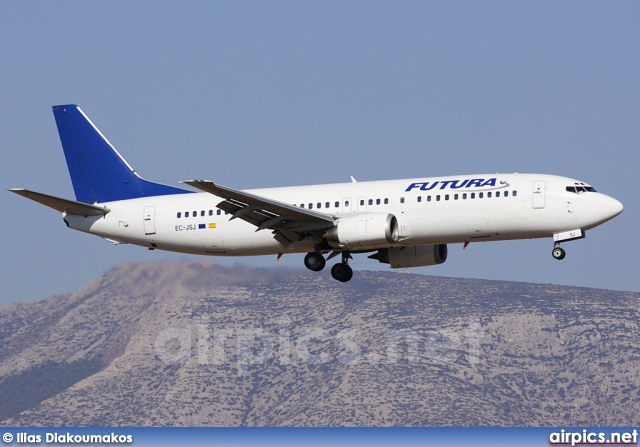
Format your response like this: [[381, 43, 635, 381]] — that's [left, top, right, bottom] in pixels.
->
[[143, 206, 156, 235], [342, 198, 352, 213], [357, 196, 367, 213], [532, 181, 546, 209]]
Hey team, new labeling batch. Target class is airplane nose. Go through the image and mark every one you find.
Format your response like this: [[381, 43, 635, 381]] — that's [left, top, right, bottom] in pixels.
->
[[598, 194, 623, 222], [579, 194, 623, 229], [606, 196, 624, 218]]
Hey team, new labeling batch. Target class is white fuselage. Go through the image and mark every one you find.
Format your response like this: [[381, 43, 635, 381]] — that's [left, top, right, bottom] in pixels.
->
[[64, 173, 623, 257]]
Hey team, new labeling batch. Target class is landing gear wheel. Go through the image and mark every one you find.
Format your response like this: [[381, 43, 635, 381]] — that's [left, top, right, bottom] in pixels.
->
[[304, 252, 326, 271], [331, 263, 353, 282], [552, 247, 566, 260]]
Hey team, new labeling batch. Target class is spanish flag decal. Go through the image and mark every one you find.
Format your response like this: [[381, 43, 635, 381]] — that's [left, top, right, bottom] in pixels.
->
[[209, 223, 216, 229]]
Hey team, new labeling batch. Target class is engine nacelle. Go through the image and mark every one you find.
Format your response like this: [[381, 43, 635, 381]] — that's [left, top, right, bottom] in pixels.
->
[[326, 213, 399, 249], [371, 244, 448, 268]]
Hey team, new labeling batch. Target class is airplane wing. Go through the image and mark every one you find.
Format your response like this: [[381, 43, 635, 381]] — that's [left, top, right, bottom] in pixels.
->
[[9, 189, 110, 216], [181, 180, 335, 247]]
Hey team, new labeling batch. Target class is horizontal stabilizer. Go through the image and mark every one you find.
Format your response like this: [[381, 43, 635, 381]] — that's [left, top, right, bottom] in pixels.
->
[[8, 189, 110, 216]]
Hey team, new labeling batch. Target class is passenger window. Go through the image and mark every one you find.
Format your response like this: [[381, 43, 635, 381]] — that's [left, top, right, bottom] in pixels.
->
[[345, 200, 350, 206], [384, 198, 388, 204], [427, 196, 431, 202], [177, 212, 181, 218], [325, 202, 330, 208], [376, 198, 380, 205], [317, 202, 321, 208], [185, 211, 190, 217], [471, 193, 475, 199], [479, 192, 483, 199], [463, 193, 467, 199], [309, 203, 313, 209], [504, 191, 509, 197], [454, 194, 458, 200], [445, 194, 449, 201], [368, 199, 373, 205], [513, 190, 518, 197], [436, 195, 441, 201], [209, 210, 213, 216], [487, 192, 492, 198], [400, 197, 405, 204], [417, 196, 422, 203], [193, 211, 197, 216], [217, 210, 221, 215], [201, 210, 205, 217], [300, 204, 304, 208], [335, 201, 339, 207], [496, 191, 501, 197]]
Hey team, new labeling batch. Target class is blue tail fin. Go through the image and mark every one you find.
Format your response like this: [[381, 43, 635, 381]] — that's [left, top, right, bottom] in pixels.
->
[[53, 104, 191, 203]]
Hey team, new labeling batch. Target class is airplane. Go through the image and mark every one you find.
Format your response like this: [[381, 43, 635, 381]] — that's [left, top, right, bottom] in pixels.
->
[[9, 104, 624, 282]]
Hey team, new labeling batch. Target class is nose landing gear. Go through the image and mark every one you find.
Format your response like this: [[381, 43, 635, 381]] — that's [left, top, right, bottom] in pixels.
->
[[552, 244, 566, 260]]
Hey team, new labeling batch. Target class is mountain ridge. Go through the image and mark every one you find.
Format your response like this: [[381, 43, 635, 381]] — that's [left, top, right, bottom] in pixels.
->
[[1, 260, 638, 426]]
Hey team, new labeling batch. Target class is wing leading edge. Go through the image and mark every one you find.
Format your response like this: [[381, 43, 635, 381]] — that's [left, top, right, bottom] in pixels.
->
[[181, 180, 335, 247]]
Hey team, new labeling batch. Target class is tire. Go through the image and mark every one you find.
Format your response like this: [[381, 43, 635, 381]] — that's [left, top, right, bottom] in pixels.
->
[[331, 263, 353, 282], [304, 252, 326, 271], [552, 247, 566, 260]]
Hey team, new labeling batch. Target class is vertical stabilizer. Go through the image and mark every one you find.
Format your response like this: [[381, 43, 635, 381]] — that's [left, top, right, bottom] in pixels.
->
[[52, 104, 190, 203]]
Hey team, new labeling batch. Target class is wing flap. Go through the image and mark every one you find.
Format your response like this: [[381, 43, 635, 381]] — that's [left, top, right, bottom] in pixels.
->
[[8, 189, 110, 216]]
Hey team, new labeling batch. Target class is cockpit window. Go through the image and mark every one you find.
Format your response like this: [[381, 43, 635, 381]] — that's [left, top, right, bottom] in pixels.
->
[[566, 183, 597, 194]]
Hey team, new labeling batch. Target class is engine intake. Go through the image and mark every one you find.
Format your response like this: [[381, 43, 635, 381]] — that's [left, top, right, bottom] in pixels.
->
[[326, 213, 399, 249], [370, 244, 448, 268]]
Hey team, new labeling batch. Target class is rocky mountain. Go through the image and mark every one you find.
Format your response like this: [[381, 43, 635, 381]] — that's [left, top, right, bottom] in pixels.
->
[[0, 260, 638, 426]]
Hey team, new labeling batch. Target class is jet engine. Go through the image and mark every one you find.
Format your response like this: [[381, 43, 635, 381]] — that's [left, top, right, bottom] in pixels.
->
[[326, 213, 399, 249], [369, 244, 448, 268]]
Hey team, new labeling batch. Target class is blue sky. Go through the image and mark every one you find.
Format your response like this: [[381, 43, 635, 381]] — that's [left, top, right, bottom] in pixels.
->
[[2, 1, 638, 305]]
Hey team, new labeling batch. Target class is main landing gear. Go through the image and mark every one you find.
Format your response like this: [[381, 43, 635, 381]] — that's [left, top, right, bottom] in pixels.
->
[[552, 243, 566, 260], [304, 251, 326, 271], [331, 253, 353, 283], [303, 251, 353, 282]]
